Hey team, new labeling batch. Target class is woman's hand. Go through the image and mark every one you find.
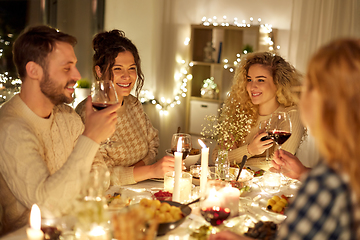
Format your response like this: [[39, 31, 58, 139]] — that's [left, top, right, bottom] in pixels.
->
[[269, 149, 310, 180], [149, 156, 179, 179], [247, 131, 273, 155], [208, 231, 252, 240]]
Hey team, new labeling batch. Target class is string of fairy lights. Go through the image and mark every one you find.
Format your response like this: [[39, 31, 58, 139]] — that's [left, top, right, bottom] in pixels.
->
[[139, 16, 279, 115], [0, 17, 278, 110], [0, 33, 22, 103]]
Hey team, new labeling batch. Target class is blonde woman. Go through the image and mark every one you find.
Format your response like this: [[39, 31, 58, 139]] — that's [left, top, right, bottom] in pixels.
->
[[210, 39, 360, 240], [216, 52, 304, 169]]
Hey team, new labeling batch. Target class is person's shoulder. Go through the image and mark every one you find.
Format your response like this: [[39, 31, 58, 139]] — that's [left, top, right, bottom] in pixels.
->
[[282, 105, 298, 112], [124, 95, 141, 107]]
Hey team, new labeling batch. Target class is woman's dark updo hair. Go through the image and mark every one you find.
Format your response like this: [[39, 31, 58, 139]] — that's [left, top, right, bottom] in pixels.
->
[[92, 29, 144, 98]]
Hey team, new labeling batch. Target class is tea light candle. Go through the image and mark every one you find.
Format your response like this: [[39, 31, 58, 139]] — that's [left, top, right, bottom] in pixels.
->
[[88, 225, 107, 240], [173, 137, 182, 202], [26, 204, 44, 240], [198, 139, 209, 196]]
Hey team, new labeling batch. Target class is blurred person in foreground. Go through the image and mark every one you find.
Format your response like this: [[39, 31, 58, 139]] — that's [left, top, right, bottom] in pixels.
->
[[0, 25, 120, 236], [209, 39, 360, 239], [76, 29, 175, 185]]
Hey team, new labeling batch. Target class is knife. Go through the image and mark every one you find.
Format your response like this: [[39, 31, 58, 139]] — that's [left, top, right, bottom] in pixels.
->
[[236, 155, 248, 181]]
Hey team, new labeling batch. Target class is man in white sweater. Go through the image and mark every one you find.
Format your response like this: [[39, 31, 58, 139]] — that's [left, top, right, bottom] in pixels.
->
[[0, 25, 120, 236]]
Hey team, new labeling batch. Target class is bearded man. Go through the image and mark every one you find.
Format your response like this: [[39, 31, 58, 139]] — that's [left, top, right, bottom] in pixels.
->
[[0, 25, 120, 236]]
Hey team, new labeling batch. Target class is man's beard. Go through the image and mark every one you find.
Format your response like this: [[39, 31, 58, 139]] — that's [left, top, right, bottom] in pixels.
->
[[40, 71, 75, 105]]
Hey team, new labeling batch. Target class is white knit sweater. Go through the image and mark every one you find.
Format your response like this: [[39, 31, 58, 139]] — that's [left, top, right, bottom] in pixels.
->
[[0, 95, 101, 236]]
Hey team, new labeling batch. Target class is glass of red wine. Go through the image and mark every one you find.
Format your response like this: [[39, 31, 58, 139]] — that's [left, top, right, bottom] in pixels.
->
[[91, 80, 119, 147], [267, 112, 292, 150], [259, 119, 271, 162], [200, 180, 231, 234], [170, 133, 192, 160]]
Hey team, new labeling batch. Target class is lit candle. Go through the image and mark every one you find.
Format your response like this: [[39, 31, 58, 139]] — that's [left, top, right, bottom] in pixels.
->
[[173, 137, 182, 202], [26, 204, 44, 240], [88, 225, 108, 240], [198, 139, 209, 196]]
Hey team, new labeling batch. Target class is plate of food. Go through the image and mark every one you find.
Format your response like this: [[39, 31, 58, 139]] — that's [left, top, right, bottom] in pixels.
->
[[258, 194, 292, 219], [112, 199, 192, 237]]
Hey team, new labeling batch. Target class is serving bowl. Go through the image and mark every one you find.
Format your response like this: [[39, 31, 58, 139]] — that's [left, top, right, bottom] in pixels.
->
[[157, 201, 192, 236], [165, 149, 200, 169]]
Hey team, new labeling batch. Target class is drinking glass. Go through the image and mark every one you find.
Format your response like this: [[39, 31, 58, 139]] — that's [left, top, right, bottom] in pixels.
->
[[267, 112, 292, 150], [267, 112, 292, 176], [163, 171, 192, 203], [259, 119, 271, 162], [91, 80, 119, 147], [200, 180, 231, 234], [171, 133, 192, 160]]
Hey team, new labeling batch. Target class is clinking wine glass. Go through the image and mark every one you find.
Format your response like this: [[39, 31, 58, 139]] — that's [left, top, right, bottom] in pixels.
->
[[259, 119, 271, 162], [267, 112, 292, 150], [91, 80, 119, 147], [267, 112, 292, 177], [171, 133, 192, 160], [200, 180, 231, 234]]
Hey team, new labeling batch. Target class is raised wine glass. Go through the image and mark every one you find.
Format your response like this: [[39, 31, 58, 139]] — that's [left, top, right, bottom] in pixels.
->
[[259, 119, 271, 162], [200, 180, 231, 234], [267, 112, 292, 150], [267, 112, 292, 178], [171, 133, 192, 160], [91, 80, 119, 147]]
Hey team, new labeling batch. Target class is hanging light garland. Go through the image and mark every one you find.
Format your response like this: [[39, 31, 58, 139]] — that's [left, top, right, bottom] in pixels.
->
[[0, 33, 21, 103], [140, 16, 279, 115]]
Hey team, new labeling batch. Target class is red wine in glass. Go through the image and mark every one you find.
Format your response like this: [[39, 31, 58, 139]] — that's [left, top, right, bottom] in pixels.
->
[[170, 149, 190, 160], [200, 206, 231, 226], [268, 130, 292, 146], [92, 102, 114, 111]]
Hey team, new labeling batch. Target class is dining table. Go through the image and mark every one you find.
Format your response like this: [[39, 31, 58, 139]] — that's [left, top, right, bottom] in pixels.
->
[[0, 170, 302, 240]]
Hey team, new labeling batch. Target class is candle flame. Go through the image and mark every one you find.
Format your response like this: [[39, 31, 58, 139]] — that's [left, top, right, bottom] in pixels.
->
[[198, 139, 207, 148], [177, 137, 182, 152], [30, 204, 41, 230]]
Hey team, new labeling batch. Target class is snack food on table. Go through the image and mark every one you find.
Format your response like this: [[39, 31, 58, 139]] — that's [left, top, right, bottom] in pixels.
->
[[266, 195, 289, 214], [139, 199, 184, 224], [106, 193, 131, 208], [153, 190, 172, 201], [244, 221, 278, 240], [112, 204, 158, 240], [190, 148, 200, 155]]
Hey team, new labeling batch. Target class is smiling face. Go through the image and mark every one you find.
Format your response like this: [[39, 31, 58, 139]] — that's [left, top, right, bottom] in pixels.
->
[[40, 42, 81, 105], [246, 64, 278, 115], [111, 51, 137, 102]]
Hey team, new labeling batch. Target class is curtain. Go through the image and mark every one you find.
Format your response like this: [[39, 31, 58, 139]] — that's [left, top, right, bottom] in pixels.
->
[[288, 0, 360, 74]]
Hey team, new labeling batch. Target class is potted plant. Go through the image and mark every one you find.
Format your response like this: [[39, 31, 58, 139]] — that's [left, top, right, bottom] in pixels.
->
[[74, 78, 91, 107]]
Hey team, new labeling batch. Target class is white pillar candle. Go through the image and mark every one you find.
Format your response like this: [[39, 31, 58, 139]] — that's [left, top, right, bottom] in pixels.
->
[[173, 138, 183, 202], [26, 204, 44, 240], [198, 139, 209, 196]]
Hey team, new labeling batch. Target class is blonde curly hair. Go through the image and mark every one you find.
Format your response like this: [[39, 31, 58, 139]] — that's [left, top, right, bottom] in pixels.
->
[[221, 52, 302, 144]]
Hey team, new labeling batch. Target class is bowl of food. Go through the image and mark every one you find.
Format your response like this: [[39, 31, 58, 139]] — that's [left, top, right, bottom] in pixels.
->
[[165, 148, 200, 170]]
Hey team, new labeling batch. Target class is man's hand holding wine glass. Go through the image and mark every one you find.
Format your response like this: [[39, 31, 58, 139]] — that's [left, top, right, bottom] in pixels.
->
[[82, 95, 121, 144]]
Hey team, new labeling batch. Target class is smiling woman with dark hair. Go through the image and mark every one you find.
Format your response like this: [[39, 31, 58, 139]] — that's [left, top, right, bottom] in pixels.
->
[[76, 29, 175, 186]]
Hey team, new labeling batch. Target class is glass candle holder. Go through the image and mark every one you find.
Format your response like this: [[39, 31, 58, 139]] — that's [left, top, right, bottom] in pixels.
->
[[164, 171, 192, 203]]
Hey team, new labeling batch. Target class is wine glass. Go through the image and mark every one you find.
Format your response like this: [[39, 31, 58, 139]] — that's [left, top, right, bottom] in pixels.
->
[[200, 180, 231, 234], [267, 112, 292, 150], [171, 133, 192, 160], [91, 80, 119, 147], [267, 112, 292, 178], [259, 119, 271, 162]]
